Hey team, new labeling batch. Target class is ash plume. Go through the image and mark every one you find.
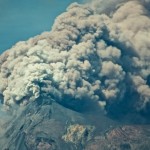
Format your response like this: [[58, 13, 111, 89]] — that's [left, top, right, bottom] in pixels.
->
[[0, 0, 150, 115]]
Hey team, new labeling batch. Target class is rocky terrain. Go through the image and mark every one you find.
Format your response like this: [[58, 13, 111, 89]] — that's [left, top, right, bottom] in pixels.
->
[[0, 97, 149, 150], [86, 125, 150, 150]]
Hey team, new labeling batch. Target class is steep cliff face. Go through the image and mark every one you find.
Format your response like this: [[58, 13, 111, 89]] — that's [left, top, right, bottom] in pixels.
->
[[1, 97, 150, 150], [0, 98, 87, 150], [0, 96, 99, 150]]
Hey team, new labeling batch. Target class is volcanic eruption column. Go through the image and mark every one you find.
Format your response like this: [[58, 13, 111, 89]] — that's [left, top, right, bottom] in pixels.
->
[[0, 0, 150, 114]]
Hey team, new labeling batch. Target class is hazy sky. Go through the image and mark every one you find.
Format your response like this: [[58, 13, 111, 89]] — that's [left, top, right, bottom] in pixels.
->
[[0, 0, 82, 53]]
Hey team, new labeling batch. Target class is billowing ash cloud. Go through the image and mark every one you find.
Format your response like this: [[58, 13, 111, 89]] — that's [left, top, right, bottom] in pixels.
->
[[0, 0, 150, 114]]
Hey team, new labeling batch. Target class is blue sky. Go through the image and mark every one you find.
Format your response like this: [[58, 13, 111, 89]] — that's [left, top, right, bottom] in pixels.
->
[[0, 0, 82, 53]]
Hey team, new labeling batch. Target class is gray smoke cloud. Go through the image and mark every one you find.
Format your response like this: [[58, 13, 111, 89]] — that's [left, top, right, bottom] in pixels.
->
[[0, 0, 150, 114]]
